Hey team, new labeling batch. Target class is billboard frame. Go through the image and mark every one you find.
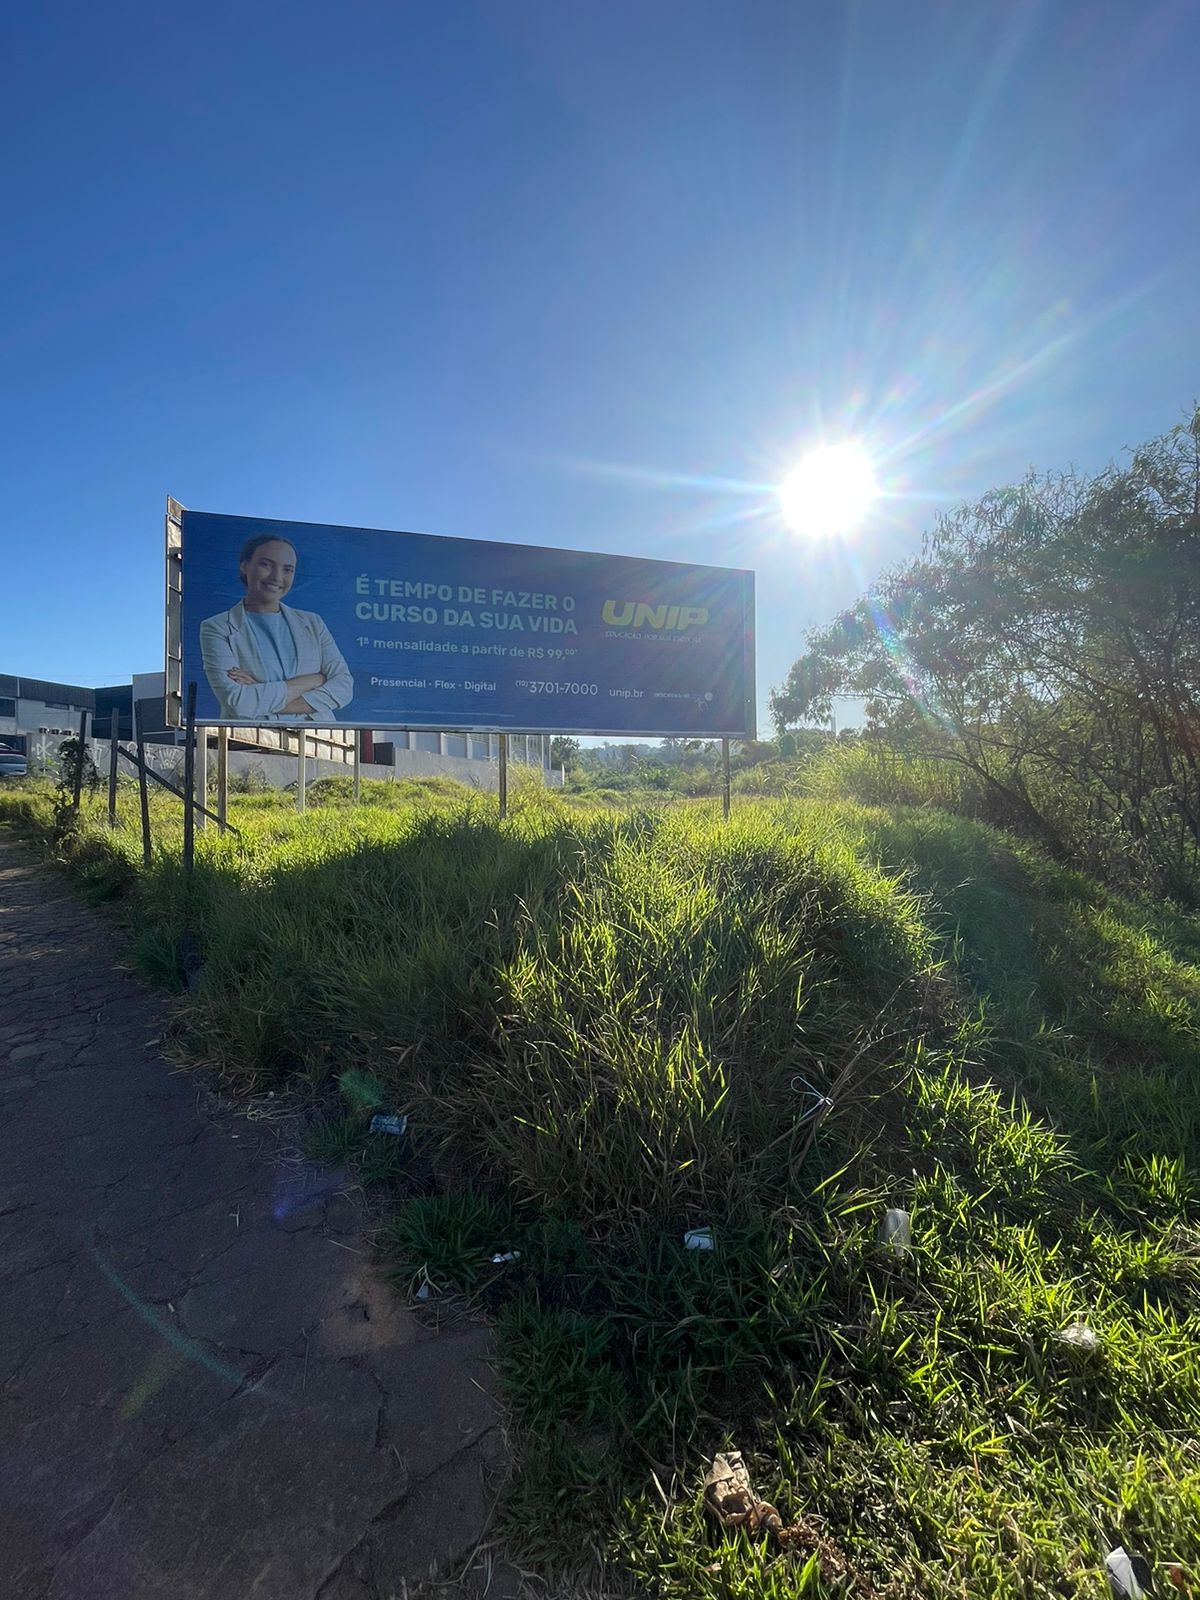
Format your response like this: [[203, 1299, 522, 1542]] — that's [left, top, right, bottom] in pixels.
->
[[165, 499, 756, 739]]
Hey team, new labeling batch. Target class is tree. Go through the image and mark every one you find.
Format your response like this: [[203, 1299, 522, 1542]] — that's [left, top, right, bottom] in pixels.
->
[[772, 411, 1200, 896], [55, 736, 100, 795], [550, 736, 581, 771], [730, 738, 778, 768]]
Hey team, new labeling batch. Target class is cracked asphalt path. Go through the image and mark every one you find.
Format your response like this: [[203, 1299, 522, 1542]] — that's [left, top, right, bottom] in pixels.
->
[[0, 834, 506, 1599]]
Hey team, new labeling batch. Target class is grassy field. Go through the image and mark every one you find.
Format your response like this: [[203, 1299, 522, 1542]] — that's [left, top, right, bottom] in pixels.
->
[[4, 775, 1200, 1596]]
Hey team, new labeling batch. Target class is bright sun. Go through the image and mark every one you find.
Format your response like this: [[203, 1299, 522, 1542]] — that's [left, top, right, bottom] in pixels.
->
[[779, 442, 878, 538]]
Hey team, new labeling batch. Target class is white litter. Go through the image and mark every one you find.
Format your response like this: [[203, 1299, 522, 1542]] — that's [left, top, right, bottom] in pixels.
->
[[1057, 1321, 1100, 1352], [491, 1251, 521, 1264], [1106, 1545, 1151, 1598], [880, 1208, 912, 1255], [684, 1227, 715, 1251], [789, 1073, 834, 1124]]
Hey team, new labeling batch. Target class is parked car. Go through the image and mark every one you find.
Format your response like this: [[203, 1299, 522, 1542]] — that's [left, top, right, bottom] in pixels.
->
[[0, 742, 28, 778]]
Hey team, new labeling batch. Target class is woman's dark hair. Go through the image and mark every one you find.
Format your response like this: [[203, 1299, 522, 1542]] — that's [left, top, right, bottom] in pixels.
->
[[237, 533, 298, 586]]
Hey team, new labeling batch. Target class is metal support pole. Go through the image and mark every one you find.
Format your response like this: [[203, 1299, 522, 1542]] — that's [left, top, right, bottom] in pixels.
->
[[498, 732, 508, 821], [73, 708, 88, 811], [136, 733, 152, 868], [722, 737, 731, 821], [116, 743, 236, 833], [296, 728, 307, 813], [196, 727, 208, 832], [217, 726, 229, 831], [182, 682, 197, 878], [107, 708, 120, 827], [353, 729, 361, 804]]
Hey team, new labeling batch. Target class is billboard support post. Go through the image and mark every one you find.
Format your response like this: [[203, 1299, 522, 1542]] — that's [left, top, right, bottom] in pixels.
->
[[721, 738, 731, 822], [136, 733, 152, 868], [72, 708, 88, 812], [216, 726, 228, 830], [353, 730, 361, 804], [107, 708, 120, 828], [196, 729, 208, 833], [182, 682, 196, 880], [498, 733, 508, 821], [296, 730, 307, 814]]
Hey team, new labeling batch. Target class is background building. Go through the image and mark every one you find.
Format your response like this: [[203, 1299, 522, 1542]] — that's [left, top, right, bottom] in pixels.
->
[[0, 674, 95, 755], [2, 669, 560, 789]]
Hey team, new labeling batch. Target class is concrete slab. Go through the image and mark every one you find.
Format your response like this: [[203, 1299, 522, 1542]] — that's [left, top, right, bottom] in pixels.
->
[[0, 834, 510, 1599]]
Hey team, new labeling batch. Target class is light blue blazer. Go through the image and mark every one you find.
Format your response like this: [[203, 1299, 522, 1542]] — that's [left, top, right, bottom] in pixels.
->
[[199, 601, 355, 723]]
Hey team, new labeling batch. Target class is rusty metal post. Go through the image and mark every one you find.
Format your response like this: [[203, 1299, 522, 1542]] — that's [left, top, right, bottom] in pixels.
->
[[182, 682, 197, 878], [107, 708, 120, 827]]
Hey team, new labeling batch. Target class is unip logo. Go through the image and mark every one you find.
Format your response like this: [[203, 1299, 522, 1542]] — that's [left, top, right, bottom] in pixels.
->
[[602, 600, 709, 631]]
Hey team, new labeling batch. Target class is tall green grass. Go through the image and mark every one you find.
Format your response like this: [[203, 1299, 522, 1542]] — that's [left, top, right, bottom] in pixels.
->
[[4, 778, 1200, 1595]]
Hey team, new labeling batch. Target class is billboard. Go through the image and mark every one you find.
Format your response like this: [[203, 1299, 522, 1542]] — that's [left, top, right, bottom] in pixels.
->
[[168, 502, 755, 737]]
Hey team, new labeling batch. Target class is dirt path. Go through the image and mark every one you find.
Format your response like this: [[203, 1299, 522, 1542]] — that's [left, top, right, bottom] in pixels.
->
[[0, 833, 507, 1599]]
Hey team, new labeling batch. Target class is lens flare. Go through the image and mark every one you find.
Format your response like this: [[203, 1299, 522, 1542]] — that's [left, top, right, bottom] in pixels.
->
[[779, 443, 878, 538]]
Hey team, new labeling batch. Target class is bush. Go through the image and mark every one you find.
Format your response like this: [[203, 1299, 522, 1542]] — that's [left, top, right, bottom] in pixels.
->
[[229, 761, 271, 794]]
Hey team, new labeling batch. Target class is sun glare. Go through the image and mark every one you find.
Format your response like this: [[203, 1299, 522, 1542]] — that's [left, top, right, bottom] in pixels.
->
[[779, 442, 878, 538]]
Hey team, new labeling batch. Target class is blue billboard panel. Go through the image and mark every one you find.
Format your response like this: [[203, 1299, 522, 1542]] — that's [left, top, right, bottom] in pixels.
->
[[175, 508, 755, 736]]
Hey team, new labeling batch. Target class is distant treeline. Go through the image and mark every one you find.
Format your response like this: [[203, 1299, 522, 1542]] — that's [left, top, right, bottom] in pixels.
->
[[552, 730, 836, 798]]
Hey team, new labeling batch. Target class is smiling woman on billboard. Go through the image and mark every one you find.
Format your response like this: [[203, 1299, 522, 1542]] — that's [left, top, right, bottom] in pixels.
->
[[198, 534, 354, 722]]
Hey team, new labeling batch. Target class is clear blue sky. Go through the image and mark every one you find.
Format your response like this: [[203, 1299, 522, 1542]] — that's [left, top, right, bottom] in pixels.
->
[[3, 0, 1197, 728]]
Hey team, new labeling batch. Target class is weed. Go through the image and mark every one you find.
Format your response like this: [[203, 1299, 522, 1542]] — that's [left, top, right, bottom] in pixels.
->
[[378, 1189, 525, 1291], [5, 779, 1200, 1593]]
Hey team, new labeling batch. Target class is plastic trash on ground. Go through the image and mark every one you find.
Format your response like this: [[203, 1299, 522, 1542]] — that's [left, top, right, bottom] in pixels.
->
[[369, 1112, 408, 1136], [490, 1251, 521, 1264], [789, 1073, 834, 1125], [1057, 1321, 1101, 1352], [703, 1450, 781, 1536], [880, 1208, 912, 1255], [1106, 1545, 1153, 1598], [684, 1227, 715, 1251]]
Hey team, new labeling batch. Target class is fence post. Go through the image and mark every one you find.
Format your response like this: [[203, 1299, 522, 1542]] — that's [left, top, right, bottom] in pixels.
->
[[196, 727, 208, 832], [353, 728, 361, 804], [296, 728, 307, 813], [182, 682, 197, 879], [73, 708, 88, 811], [136, 733, 152, 868], [107, 708, 120, 827], [722, 737, 731, 821], [217, 726, 229, 831], [498, 733, 508, 821]]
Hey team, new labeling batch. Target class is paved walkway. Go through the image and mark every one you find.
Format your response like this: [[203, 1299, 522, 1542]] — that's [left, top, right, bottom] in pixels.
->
[[0, 833, 506, 1600]]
